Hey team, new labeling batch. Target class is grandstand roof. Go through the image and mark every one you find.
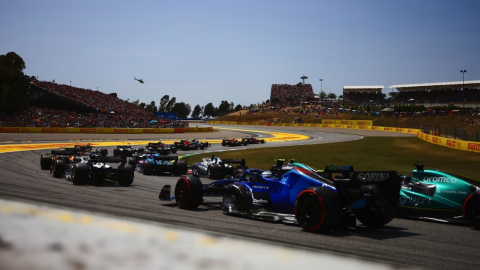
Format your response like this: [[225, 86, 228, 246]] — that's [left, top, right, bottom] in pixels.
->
[[343, 86, 384, 92], [389, 80, 480, 91]]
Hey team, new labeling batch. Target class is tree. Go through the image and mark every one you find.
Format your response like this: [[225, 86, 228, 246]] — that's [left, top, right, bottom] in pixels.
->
[[0, 52, 30, 112], [204, 103, 216, 117], [151, 105, 158, 113], [319, 91, 327, 99], [158, 95, 170, 113], [191, 104, 203, 118], [234, 104, 243, 111], [109, 93, 118, 98], [165, 97, 176, 112], [139, 102, 146, 109], [218, 100, 230, 115], [172, 102, 191, 118], [339, 95, 344, 99], [327, 93, 337, 99]]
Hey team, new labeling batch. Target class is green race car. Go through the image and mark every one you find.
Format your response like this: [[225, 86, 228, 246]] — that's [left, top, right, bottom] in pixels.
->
[[399, 164, 480, 229]]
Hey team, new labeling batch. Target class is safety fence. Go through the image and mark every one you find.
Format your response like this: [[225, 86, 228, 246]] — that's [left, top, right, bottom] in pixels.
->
[[0, 127, 213, 134], [209, 121, 480, 154], [421, 125, 480, 142]]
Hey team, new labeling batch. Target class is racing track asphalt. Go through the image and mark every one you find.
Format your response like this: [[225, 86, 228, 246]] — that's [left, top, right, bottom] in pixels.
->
[[0, 125, 478, 270]]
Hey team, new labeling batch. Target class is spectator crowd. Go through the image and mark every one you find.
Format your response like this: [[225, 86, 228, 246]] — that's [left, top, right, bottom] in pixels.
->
[[270, 84, 315, 105]]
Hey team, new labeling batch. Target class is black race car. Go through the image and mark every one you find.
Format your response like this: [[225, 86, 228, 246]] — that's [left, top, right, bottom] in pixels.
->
[[174, 139, 209, 151], [112, 144, 144, 157], [72, 152, 134, 186], [189, 155, 248, 179], [241, 137, 266, 144], [221, 138, 247, 147], [145, 141, 177, 155]]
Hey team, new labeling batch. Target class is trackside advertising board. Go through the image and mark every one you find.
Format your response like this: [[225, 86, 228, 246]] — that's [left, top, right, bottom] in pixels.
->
[[0, 127, 213, 134]]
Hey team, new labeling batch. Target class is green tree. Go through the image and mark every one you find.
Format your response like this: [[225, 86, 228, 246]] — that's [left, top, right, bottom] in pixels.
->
[[319, 91, 327, 99], [218, 100, 230, 115], [158, 95, 170, 112], [131, 99, 139, 105], [234, 104, 243, 111], [166, 97, 176, 112], [0, 52, 30, 112], [139, 102, 146, 109], [191, 104, 202, 118], [388, 92, 398, 98], [109, 93, 118, 98], [204, 102, 216, 117], [339, 95, 344, 99], [172, 102, 191, 118], [327, 93, 337, 99]]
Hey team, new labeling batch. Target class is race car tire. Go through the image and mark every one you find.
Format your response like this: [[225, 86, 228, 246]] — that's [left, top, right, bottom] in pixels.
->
[[225, 184, 253, 213], [40, 155, 52, 170], [200, 145, 205, 150], [175, 176, 203, 209], [73, 163, 89, 185], [356, 204, 397, 228], [118, 164, 135, 186], [463, 191, 480, 229], [53, 160, 65, 178], [295, 187, 342, 232], [143, 161, 154, 175], [173, 161, 188, 176], [222, 141, 226, 146], [126, 150, 133, 157], [113, 149, 120, 157], [209, 164, 222, 180], [260, 139, 265, 144], [171, 147, 178, 154]]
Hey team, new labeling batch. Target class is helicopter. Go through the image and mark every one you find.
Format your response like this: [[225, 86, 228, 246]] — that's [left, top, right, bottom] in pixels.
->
[[134, 77, 144, 84]]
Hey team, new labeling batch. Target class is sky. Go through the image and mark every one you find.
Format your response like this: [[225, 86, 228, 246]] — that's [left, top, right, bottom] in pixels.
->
[[1, 0, 479, 109]]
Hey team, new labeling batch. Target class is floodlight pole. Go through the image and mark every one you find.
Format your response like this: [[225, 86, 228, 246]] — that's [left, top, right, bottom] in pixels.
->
[[301, 75, 308, 85], [319, 79, 323, 93], [460, 70, 467, 108]]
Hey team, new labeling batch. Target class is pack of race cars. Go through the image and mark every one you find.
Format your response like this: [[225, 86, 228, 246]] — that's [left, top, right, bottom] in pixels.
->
[[39, 138, 480, 232]]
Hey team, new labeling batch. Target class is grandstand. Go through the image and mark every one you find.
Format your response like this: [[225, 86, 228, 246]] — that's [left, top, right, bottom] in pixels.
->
[[389, 80, 480, 104], [270, 83, 315, 105], [343, 85, 385, 105]]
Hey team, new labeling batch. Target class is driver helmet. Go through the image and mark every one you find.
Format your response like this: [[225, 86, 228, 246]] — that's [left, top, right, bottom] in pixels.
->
[[100, 148, 108, 157], [261, 171, 272, 178]]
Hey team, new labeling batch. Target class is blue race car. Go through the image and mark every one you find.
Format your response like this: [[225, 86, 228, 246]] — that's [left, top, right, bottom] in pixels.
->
[[159, 159, 401, 232], [133, 154, 187, 176]]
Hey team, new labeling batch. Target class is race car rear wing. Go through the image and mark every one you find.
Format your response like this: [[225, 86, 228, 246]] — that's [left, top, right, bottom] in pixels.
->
[[351, 171, 400, 184], [153, 155, 178, 161], [323, 165, 354, 174], [89, 156, 126, 163], [221, 159, 246, 165], [50, 150, 77, 155]]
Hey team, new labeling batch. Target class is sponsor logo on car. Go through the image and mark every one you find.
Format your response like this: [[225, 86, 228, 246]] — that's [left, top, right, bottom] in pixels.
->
[[439, 190, 467, 195], [253, 198, 269, 204], [357, 172, 390, 181], [399, 196, 431, 205], [423, 176, 457, 183]]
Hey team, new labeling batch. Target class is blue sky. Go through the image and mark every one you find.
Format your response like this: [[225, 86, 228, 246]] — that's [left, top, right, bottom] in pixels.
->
[[1, 0, 479, 109]]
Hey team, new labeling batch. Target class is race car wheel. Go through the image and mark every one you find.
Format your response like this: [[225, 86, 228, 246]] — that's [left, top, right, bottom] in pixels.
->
[[222, 142, 226, 146], [200, 145, 205, 150], [40, 156, 52, 170], [143, 161, 154, 175], [463, 191, 480, 229], [171, 147, 178, 154], [356, 204, 397, 228], [175, 176, 203, 209], [53, 160, 65, 178], [260, 139, 265, 144], [113, 149, 120, 157], [118, 164, 135, 186], [295, 187, 342, 232], [209, 164, 221, 180], [73, 163, 89, 185], [173, 161, 188, 176]]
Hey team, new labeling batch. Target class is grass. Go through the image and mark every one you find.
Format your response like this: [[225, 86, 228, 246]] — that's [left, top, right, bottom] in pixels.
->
[[183, 137, 480, 182]]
